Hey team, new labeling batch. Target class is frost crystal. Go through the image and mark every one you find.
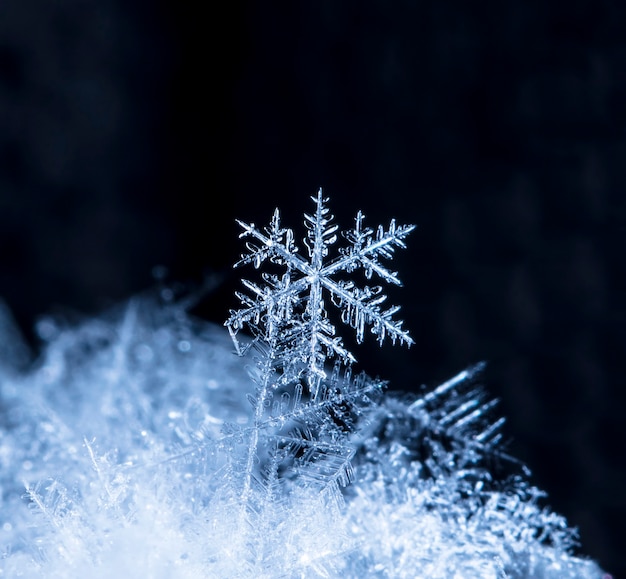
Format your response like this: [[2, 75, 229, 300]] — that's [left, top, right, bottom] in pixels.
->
[[226, 188, 414, 392], [0, 190, 609, 578]]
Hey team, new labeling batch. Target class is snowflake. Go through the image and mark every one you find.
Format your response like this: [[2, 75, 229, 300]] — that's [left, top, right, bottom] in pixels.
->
[[225, 188, 415, 391]]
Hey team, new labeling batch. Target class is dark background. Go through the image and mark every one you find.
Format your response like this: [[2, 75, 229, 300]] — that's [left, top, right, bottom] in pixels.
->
[[0, 1, 624, 575]]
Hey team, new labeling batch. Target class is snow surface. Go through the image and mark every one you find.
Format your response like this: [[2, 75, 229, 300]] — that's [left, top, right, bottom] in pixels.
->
[[0, 290, 607, 578]]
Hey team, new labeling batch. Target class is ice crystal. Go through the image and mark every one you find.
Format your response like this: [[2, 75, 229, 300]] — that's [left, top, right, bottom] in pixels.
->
[[226, 188, 414, 392], [0, 190, 608, 578]]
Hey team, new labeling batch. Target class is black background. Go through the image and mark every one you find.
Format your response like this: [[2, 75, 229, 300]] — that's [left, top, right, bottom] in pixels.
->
[[0, 1, 624, 575]]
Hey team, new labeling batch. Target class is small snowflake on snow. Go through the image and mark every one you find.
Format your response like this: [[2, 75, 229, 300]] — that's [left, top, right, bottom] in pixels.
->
[[226, 188, 415, 389]]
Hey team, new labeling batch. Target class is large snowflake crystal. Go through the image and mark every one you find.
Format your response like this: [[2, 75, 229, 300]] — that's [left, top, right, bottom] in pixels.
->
[[226, 189, 414, 391]]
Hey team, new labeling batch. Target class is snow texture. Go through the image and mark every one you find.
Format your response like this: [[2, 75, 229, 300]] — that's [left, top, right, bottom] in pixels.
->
[[0, 191, 608, 578]]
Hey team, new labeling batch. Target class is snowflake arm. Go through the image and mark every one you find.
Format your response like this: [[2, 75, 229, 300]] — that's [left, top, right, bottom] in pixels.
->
[[234, 209, 300, 270]]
